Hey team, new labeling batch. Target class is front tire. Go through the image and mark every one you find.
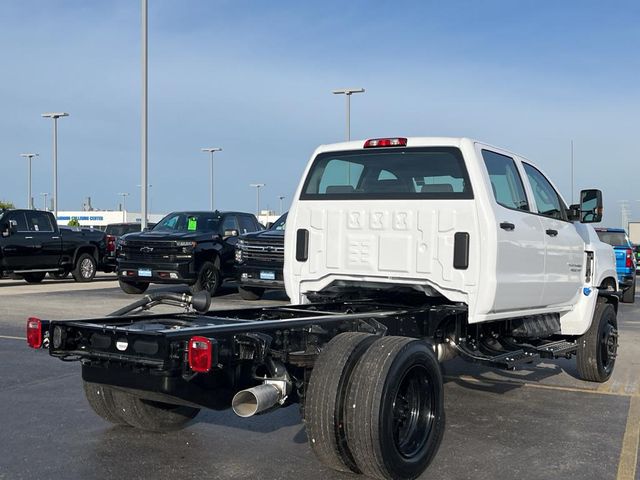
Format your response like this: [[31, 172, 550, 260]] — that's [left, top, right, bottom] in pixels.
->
[[72, 253, 97, 282], [345, 337, 445, 480], [23, 272, 46, 283], [191, 261, 221, 296], [119, 279, 149, 294], [238, 286, 264, 300], [576, 302, 618, 382], [112, 390, 200, 432], [83, 381, 127, 425], [305, 332, 377, 474]]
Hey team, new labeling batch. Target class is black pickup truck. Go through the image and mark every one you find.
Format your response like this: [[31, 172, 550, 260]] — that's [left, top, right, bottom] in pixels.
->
[[0, 209, 108, 283], [235, 212, 286, 300], [117, 210, 263, 295]]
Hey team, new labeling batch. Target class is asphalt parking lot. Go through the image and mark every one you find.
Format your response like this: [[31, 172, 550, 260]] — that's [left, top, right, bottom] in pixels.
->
[[0, 276, 638, 480]]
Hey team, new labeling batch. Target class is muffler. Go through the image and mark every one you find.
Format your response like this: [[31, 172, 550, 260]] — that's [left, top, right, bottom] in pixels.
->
[[232, 383, 282, 417]]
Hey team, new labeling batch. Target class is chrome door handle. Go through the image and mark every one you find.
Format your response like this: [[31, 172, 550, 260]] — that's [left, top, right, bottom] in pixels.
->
[[24, 236, 33, 239]]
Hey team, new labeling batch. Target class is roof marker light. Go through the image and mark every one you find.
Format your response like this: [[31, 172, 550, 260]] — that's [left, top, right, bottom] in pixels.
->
[[188, 336, 213, 373], [364, 137, 408, 148], [27, 317, 43, 349]]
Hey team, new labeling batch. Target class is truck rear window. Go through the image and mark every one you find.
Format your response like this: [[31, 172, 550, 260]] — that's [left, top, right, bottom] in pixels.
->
[[300, 147, 472, 200], [596, 231, 630, 247]]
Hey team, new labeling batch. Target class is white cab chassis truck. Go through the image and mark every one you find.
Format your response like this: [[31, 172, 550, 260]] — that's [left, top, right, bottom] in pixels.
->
[[29, 137, 620, 480]]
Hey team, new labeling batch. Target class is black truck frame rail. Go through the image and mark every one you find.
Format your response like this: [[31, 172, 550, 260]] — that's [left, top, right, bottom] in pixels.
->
[[29, 293, 585, 412]]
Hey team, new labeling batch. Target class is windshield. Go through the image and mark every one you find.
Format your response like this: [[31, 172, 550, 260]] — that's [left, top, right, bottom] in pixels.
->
[[106, 224, 143, 236], [152, 212, 221, 233], [596, 231, 630, 247], [270, 213, 287, 231], [300, 147, 472, 200]]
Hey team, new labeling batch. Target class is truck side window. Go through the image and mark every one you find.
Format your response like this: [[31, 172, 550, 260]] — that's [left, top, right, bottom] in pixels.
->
[[221, 215, 239, 233], [522, 163, 567, 221], [481, 150, 529, 211], [2, 212, 28, 232], [238, 216, 257, 235], [26, 211, 54, 232]]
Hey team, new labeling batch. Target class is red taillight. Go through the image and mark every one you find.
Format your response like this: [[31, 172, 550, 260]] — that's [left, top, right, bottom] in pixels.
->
[[106, 235, 116, 252], [188, 336, 212, 373], [363, 137, 408, 148], [626, 248, 633, 268], [27, 317, 42, 348]]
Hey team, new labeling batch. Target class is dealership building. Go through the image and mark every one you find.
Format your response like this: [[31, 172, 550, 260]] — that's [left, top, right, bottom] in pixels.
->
[[56, 211, 166, 229]]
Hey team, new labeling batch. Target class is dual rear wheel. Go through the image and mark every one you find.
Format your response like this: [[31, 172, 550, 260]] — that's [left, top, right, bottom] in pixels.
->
[[305, 333, 445, 480]]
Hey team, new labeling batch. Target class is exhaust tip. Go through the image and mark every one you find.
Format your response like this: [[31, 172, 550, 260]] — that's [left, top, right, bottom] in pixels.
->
[[232, 390, 260, 417]]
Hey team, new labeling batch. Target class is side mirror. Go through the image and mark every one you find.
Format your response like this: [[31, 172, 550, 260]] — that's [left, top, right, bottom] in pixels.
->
[[577, 189, 603, 223], [265, 222, 273, 229], [2, 220, 18, 237], [223, 229, 239, 238]]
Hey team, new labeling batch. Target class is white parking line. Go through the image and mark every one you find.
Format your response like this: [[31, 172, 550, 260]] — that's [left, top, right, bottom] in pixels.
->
[[0, 335, 26, 341]]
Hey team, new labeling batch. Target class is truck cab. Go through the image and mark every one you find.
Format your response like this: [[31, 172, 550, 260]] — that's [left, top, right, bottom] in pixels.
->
[[285, 137, 619, 334]]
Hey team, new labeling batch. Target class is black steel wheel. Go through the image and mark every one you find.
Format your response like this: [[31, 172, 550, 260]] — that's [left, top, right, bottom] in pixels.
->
[[305, 332, 377, 474], [118, 279, 150, 294], [345, 337, 445, 480], [112, 389, 200, 432], [237, 286, 264, 301], [577, 302, 618, 382], [23, 272, 46, 283], [191, 261, 221, 296], [83, 381, 127, 425], [72, 253, 97, 282]]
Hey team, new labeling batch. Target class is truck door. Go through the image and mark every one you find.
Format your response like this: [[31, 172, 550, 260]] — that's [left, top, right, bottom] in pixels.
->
[[0, 211, 31, 270], [24, 210, 61, 269], [521, 162, 583, 306], [481, 149, 546, 311]]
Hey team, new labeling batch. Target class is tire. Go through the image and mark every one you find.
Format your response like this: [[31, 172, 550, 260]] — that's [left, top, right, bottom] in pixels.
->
[[119, 279, 149, 294], [190, 261, 221, 296], [344, 337, 445, 480], [49, 270, 70, 280], [112, 389, 200, 432], [83, 381, 127, 425], [305, 332, 377, 474], [622, 279, 635, 303], [72, 253, 97, 282], [23, 272, 46, 283], [576, 302, 618, 382], [238, 286, 264, 301]]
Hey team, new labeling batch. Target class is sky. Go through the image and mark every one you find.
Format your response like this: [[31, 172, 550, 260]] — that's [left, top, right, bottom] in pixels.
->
[[0, 0, 638, 225]]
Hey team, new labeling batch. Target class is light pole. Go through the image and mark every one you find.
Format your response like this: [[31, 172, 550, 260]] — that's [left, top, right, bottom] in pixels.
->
[[141, 0, 149, 230], [41, 112, 69, 219], [137, 184, 153, 217], [118, 192, 130, 222], [201, 147, 222, 210], [250, 183, 265, 219], [332, 88, 365, 141], [278, 195, 285, 215], [20, 153, 39, 209], [40, 193, 49, 211]]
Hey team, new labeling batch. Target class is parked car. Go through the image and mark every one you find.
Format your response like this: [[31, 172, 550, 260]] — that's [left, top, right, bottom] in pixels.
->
[[235, 212, 286, 300], [0, 209, 108, 283], [595, 228, 636, 302], [116, 211, 263, 294], [104, 222, 155, 271]]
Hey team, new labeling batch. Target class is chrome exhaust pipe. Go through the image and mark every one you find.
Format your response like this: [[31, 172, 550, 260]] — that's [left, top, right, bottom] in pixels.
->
[[232, 384, 282, 417]]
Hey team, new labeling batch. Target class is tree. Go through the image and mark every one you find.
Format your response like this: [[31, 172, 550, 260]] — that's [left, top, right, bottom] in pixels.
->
[[67, 217, 81, 227], [0, 200, 15, 209]]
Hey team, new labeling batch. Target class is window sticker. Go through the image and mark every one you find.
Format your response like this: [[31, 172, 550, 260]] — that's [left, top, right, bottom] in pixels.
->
[[187, 217, 197, 231]]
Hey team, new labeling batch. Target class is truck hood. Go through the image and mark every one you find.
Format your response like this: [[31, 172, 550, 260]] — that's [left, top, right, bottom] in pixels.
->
[[123, 231, 216, 242], [240, 229, 284, 241]]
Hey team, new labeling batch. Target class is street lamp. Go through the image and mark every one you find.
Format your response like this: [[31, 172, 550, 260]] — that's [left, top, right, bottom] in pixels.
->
[[40, 193, 50, 211], [278, 195, 285, 215], [141, 0, 149, 230], [118, 192, 130, 222], [20, 153, 39, 209], [332, 88, 365, 141], [201, 147, 222, 210], [250, 183, 265, 219], [41, 112, 69, 219]]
